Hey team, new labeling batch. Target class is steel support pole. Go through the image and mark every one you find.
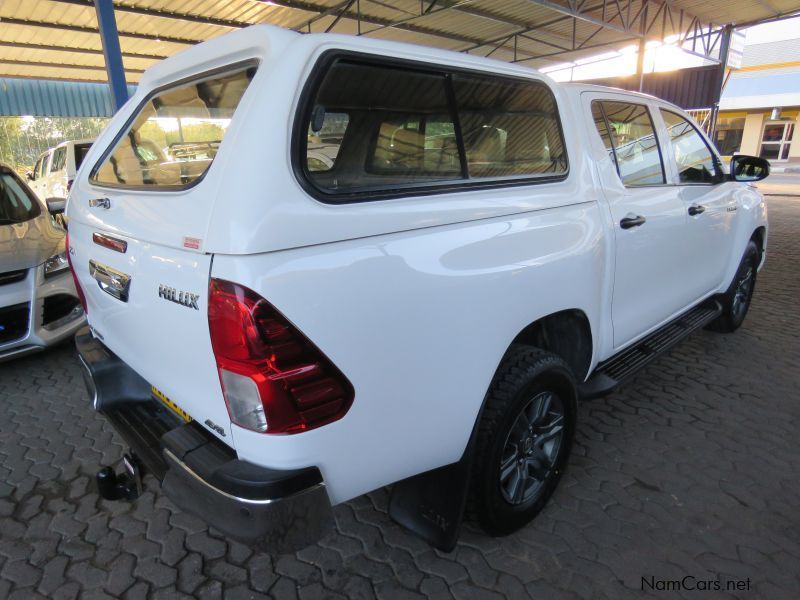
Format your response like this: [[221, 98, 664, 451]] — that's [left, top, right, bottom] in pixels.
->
[[710, 24, 733, 144], [94, 0, 128, 111], [636, 38, 646, 92]]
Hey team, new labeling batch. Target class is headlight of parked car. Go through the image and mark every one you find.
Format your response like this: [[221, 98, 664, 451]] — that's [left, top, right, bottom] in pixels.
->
[[44, 251, 70, 279]]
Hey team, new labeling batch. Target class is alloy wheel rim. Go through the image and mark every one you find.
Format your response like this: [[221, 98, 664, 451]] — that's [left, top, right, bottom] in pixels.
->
[[732, 266, 754, 321], [499, 391, 565, 505]]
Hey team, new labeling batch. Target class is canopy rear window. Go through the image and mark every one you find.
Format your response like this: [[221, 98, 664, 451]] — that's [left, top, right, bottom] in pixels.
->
[[90, 65, 256, 189]]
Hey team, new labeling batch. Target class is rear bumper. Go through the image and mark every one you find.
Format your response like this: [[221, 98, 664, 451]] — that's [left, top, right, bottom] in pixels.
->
[[75, 326, 333, 552]]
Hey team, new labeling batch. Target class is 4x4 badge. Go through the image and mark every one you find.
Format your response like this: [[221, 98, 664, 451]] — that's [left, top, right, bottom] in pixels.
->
[[158, 284, 200, 310]]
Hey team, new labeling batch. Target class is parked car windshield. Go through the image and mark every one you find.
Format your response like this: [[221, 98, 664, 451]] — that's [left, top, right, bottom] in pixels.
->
[[90, 65, 256, 188], [0, 169, 42, 224]]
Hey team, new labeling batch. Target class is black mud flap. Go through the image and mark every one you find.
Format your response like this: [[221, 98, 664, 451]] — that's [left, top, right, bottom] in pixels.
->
[[388, 423, 478, 552]]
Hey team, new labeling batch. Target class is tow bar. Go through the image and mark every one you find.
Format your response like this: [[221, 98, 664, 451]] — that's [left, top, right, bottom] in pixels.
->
[[96, 453, 144, 501]]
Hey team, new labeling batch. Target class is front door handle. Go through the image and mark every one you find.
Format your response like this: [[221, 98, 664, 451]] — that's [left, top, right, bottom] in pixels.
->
[[688, 204, 706, 216], [620, 215, 646, 229]]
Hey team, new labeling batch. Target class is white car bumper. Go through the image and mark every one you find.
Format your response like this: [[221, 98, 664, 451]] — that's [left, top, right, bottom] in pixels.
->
[[0, 265, 85, 362]]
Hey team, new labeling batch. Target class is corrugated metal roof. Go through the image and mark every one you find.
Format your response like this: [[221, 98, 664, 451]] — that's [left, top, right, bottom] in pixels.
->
[[741, 39, 800, 67], [0, 77, 136, 117], [0, 0, 795, 85]]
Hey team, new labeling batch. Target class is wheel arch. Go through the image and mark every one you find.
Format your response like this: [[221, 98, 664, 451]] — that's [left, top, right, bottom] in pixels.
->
[[509, 309, 594, 382], [751, 225, 767, 264]]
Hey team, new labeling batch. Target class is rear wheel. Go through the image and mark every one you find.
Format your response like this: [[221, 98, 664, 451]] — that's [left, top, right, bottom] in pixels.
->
[[708, 240, 760, 333], [469, 346, 577, 536]]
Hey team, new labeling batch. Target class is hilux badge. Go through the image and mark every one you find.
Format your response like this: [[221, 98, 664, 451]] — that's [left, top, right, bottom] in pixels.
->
[[158, 284, 200, 310]]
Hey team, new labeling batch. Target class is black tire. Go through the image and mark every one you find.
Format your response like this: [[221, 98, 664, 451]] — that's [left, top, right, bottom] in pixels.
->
[[469, 346, 577, 536], [707, 240, 760, 333]]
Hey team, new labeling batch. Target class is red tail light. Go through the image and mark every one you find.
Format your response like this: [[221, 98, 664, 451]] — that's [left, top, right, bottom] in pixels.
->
[[208, 278, 354, 434], [64, 232, 88, 315]]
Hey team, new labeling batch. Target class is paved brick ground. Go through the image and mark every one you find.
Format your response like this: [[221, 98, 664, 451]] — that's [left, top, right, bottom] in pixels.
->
[[1, 197, 799, 600]]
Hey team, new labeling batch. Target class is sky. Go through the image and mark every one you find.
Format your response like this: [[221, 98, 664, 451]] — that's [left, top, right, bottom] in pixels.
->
[[540, 15, 800, 82]]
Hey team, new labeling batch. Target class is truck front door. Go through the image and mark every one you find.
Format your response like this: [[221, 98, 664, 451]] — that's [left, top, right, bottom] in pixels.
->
[[657, 108, 738, 299]]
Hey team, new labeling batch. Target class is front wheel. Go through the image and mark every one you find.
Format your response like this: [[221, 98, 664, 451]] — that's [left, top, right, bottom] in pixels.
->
[[707, 240, 760, 333], [469, 346, 577, 536]]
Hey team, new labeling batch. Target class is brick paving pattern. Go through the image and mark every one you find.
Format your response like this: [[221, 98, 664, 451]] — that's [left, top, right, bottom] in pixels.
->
[[1, 196, 799, 599]]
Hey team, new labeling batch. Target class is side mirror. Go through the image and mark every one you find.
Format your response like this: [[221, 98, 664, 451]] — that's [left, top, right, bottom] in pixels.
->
[[26, 171, 34, 181], [311, 105, 326, 133], [730, 155, 770, 182], [46, 197, 66, 215]]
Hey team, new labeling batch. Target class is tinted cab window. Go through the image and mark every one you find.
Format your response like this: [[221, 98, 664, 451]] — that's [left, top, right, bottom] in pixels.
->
[[591, 101, 665, 186], [304, 62, 460, 191], [660, 110, 719, 184], [453, 74, 566, 178], [298, 56, 567, 200]]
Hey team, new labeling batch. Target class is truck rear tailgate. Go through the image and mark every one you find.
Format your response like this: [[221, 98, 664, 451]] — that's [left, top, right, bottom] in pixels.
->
[[67, 220, 231, 443]]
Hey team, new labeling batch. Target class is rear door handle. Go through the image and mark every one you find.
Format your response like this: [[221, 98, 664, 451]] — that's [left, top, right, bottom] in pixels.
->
[[620, 215, 646, 229], [89, 259, 131, 302], [688, 204, 706, 216]]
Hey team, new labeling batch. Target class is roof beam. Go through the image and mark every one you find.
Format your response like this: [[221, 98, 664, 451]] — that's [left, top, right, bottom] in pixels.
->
[[15, 0, 729, 74], [0, 59, 144, 74], [260, 0, 545, 60], [522, 0, 650, 37], [293, 0, 353, 31], [734, 10, 800, 29], [509, 0, 726, 62], [49, 0, 247, 30], [48, 0, 505, 53], [325, 0, 357, 33], [264, 0, 489, 45], [0, 40, 165, 61], [0, 17, 200, 46]]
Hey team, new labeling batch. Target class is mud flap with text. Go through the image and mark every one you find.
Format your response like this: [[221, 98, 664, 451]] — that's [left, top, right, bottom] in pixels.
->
[[388, 425, 478, 552]]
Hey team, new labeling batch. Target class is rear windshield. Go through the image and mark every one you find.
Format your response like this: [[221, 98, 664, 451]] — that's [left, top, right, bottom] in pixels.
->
[[74, 143, 92, 170], [90, 65, 255, 189], [0, 170, 42, 224]]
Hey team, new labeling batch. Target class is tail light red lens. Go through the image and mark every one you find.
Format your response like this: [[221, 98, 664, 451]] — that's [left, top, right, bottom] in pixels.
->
[[208, 278, 354, 434], [64, 232, 88, 315]]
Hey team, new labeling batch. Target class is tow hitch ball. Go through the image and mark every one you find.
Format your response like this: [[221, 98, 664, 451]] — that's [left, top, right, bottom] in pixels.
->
[[96, 454, 143, 501]]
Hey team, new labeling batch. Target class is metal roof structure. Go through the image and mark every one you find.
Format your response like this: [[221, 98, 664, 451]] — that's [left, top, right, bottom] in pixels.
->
[[1, 0, 799, 85], [0, 77, 136, 117]]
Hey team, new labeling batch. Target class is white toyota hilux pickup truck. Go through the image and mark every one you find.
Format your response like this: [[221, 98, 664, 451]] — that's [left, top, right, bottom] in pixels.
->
[[67, 25, 769, 553]]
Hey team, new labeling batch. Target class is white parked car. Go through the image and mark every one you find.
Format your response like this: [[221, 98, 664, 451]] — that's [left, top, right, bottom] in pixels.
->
[[67, 26, 769, 553], [28, 139, 94, 209], [0, 163, 86, 361]]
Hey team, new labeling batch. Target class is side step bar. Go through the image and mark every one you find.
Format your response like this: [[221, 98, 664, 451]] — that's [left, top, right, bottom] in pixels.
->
[[580, 300, 722, 399]]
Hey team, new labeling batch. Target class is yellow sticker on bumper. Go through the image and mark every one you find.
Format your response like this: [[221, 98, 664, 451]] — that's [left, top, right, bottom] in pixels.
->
[[151, 385, 192, 423]]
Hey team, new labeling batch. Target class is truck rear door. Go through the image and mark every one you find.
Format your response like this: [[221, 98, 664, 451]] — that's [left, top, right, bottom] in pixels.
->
[[583, 92, 690, 348], [66, 64, 257, 443]]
